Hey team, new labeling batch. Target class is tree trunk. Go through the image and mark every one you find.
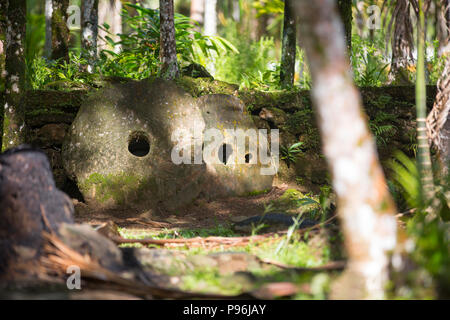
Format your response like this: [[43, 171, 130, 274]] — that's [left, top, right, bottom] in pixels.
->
[[3, 0, 28, 149], [416, 0, 434, 202], [438, 0, 450, 54], [427, 55, 450, 175], [98, 0, 122, 53], [204, 0, 217, 36], [337, 0, 352, 52], [256, 13, 268, 40], [159, 0, 179, 80], [190, 0, 204, 26], [232, 0, 240, 22], [439, 113, 450, 172], [389, 0, 414, 84], [0, 1, 6, 150], [51, 0, 70, 62], [280, 0, 296, 88], [295, 0, 398, 299], [81, 0, 99, 73], [45, 0, 53, 58], [447, 0, 450, 34]]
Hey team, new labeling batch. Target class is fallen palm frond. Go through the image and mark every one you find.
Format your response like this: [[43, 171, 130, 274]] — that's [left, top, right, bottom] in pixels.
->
[[112, 215, 337, 249], [39, 232, 254, 299]]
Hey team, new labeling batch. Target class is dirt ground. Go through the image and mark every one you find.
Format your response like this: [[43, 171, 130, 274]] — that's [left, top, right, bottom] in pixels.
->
[[73, 184, 298, 232]]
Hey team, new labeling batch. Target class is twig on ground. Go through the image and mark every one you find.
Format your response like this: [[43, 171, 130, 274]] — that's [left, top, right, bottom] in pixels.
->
[[112, 215, 337, 249], [258, 258, 346, 272]]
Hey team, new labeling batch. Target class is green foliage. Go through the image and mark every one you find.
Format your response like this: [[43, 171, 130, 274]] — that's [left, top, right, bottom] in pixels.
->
[[98, 3, 237, 79], [285, 108, 314, 134], [408, 211, 450, 297], [253, 0, 284, 16], [390, 151, 450, 297], [28, 53, 94, 90], [214, 20, 311, 91], [351, 34, 389, 87], [25, 9, 45, 63], [214, 22, 279, 90], [27, 57, 52, 89], [156, 224, 238, 239], [27, 3, 237, 87], [296, 47, 312, 89], [428, 40, 448, 84], [369, 111, 398, 146], [280, 142, 304, 167], [390, 152, 423, 209], [252, 0, 284, 35]]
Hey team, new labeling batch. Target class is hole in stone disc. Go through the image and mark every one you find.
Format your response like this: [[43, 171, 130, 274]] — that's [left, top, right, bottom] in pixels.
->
[[218, 143, 233, 164], [128, 132, 150, 157], [245, 153, 252, 163]]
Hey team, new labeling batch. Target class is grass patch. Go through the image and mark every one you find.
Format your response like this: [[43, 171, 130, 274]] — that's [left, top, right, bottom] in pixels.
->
[[155, 224, 238, 239]]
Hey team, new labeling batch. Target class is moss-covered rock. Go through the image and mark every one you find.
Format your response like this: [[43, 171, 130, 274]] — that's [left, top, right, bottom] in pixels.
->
[[62, 78, 274, 211], [259, 107, 288, 127]]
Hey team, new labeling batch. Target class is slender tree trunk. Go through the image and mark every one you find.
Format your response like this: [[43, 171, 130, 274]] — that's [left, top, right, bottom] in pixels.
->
[[256, 12, 268, 40], [45, 0, 52, 59], [295, 0, 398, 299], [3, 0, 27, 149], [337, 0, 352, 52], [232, 0, 240, 22], [159, 0, 179, 80], [204, 0, 217, 36], [81, 0, 99, 73], [0, 1, 6, 150], [98, 0, 122, 53], [416, 0, 435, 202], [190, 0, 204, 26], [51, 0, 70, 62], [280, 0, 296, 88]]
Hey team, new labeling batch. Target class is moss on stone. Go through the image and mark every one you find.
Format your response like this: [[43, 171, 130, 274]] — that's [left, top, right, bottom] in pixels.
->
[[175, 76, 238, 97], [243, 189, 271, 197], [79, 172, 159, 206], [25, 108, 68, 117], [175, 76, 306, 114], [24, 90, 88, 109]]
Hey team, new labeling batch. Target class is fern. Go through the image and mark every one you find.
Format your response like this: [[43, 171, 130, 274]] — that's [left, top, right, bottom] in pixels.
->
[[390, 152, 423, 209], [280, 142, 304, 167]]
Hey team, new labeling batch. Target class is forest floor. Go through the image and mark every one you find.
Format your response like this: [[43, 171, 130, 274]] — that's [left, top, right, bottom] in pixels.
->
[[70, 184, 345, 299]]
